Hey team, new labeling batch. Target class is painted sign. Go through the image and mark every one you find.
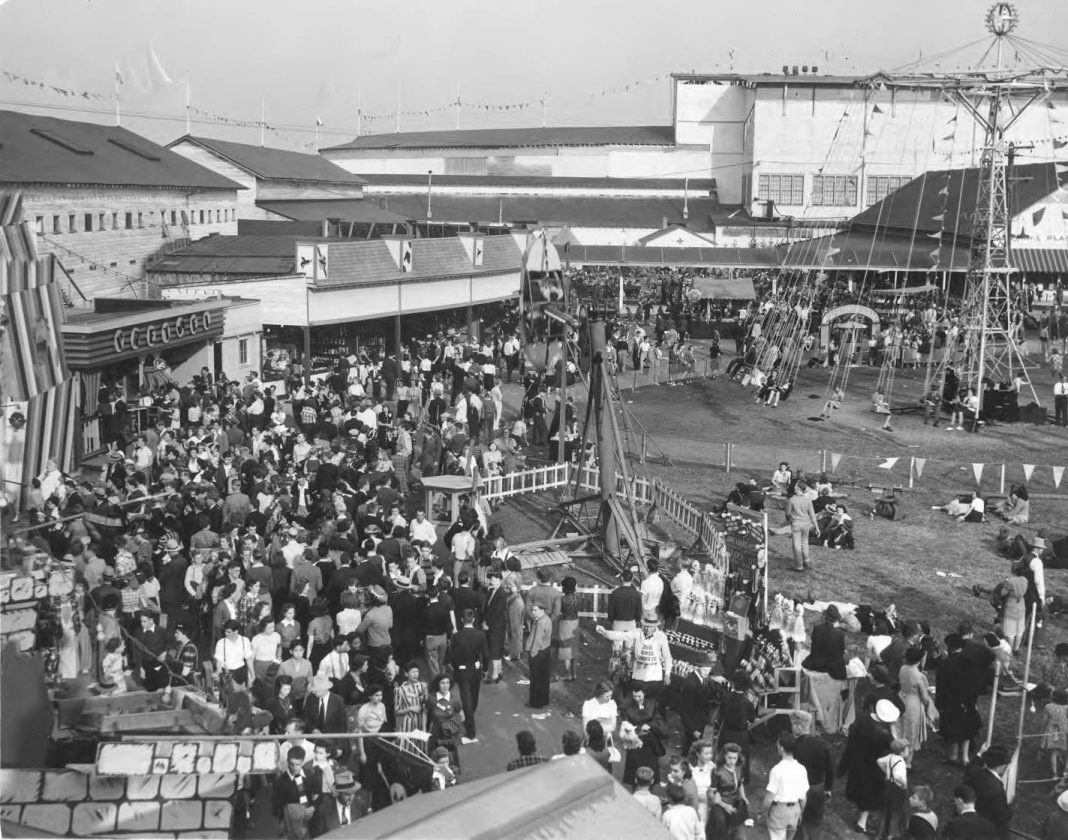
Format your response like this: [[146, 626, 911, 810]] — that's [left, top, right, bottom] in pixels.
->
[[112, 311, 214, 354]]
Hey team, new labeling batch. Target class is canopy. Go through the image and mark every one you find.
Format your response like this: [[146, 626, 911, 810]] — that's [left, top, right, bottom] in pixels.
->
[[692, 275, 757, 299], [319, 755, 674, 840]]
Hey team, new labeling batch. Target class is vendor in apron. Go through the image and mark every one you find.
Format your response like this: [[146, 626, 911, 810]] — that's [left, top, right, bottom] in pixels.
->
[[597, 611, 673, 703]]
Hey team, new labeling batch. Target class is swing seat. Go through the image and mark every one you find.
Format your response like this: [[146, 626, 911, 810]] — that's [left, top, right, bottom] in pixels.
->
[[872, 403, 891, 415]]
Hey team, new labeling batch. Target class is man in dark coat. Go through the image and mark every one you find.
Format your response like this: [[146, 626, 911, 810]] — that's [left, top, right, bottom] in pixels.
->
[[944, 783, 998, 839], [963, 747, 1013, 840], [445, 608, 489, 741], [272, 745, 323, 834]]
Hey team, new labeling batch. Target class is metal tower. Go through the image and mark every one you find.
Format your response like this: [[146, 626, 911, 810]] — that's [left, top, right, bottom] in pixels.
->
[[883, 3, 1068, 414]]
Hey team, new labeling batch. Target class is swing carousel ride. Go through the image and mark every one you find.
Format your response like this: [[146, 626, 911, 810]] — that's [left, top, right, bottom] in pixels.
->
[[744, 3, 1068, 430]]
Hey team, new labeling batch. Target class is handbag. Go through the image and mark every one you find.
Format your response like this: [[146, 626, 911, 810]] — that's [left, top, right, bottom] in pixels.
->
[[607, 745, 622, 763]]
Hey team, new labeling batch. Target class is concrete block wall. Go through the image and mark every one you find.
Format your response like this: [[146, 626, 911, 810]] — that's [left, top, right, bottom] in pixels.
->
[[0, 768, 235, 838], [18, 185, 239, 301]]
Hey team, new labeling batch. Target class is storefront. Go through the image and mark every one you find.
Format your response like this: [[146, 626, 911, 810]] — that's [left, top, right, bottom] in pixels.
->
[[60, 297, 245, 456]]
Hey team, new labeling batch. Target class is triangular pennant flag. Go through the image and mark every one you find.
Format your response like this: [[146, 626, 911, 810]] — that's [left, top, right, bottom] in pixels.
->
[[941, 133, 955, 141], [931, 213, 945, 222], [1033, 207, 1047, 225], [878, 457, 899, 470], [1022, 463, 1035, 482], [830, 453, 842, 472], [972, 463, 984, 484], [1054, 466, 1065, 489], [927, 231, 942, 239], [913, 458, 926, 478], [937, 185, 949, 196], [872, 104, 884, 114], [1055, 139, 1068, 150]]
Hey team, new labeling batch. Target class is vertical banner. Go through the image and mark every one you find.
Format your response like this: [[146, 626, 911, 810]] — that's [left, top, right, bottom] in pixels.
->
[[1022, 464, 1035, 482], [913, 458, 926, 478], [972, 463, 984, 484], [1054, 466, 1065, 489]]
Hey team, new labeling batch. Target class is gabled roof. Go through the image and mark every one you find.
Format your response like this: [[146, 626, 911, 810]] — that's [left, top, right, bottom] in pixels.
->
[[169, 135, 366, 185], [850, 162, 1066, 238], [358, 173, 717, 193], [0, 110, 242, 191], [148, 234, 330, 276], [362, 194, 723, 231], [321, 125, 675, 152], [257, 199, 411, 224]]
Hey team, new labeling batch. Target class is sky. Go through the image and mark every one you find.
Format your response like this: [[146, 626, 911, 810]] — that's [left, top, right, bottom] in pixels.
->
[[1, 0, 1068, 151]]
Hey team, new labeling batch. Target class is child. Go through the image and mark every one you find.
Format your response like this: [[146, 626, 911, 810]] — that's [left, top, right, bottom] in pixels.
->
[[101, 637, 128, 696], [430, 746, 458, 790], [510, 415, 528, 449], [631, 765, 661, 816], [1041, 688, 1068, 779], [947, 390, 964, 431], [819, 388, 844, 421], [875, 739, 910, 840], [923, 388, 941, 426]]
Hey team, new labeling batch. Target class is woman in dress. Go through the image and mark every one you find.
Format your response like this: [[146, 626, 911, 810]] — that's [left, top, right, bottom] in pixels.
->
[[556, 576, 580, 682], [935, 634, 982, 766], [483, 569, 508, 683], [266, 675, 296, 734], [583, 720, 613, 772], [581, 681, 619, 744], [898, 648, 937, 764], [503, 576, 525, 663], [249, 617, 282, 689], [426, 673, 465, 771], [687, 740, 716, 827], [707, 742, 749, 840], [838, 698, 898, 834], [355, 684, 388, 766], [619, 686, 665, 788], [393, 661, 428, 734]]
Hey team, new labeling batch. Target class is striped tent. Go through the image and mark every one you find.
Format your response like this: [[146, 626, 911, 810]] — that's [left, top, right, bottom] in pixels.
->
[[0, 192, 76, 507]]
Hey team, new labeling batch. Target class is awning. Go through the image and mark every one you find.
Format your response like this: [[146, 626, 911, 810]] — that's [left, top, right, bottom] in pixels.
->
[[692, 275, 757, 299], [564, 244, 780, 269], [1010, 248, 1068, 274]]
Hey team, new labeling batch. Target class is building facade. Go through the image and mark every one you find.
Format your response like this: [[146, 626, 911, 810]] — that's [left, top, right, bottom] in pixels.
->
[[0, 110, 242, 301]]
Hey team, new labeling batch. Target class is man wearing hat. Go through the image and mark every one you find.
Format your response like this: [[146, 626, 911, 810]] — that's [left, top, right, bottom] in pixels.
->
[[839, 698, 897, 834], [1044, 790, 1068, 838], [157, 537, 188, 630], [596, 611, 673, 703], [311, 769, 362, 835]]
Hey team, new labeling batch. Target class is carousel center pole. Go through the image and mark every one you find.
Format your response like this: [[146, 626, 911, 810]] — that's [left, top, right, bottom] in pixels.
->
[[589, 313, 619, 558]]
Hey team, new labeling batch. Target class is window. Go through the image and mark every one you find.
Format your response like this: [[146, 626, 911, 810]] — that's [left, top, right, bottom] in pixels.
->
[[35, 216, 44, 234], [757, 174, 804, 207], [125, 212, 133, 230], [98, 212, 105, 231], [866, 175, 910, 206], [224, 209, 229, 222], [112, 212, 119, 230], [171, 210, 177, 225], [199, 210, 205, 224], [137, 212, 144, 228], [811, 175, 858, 207], [53, 215, 61, 234], [239, 338, 249, 365], [741, 173, 752, 205], [84, 213, 93, 232], [68, 214, 77, 233]]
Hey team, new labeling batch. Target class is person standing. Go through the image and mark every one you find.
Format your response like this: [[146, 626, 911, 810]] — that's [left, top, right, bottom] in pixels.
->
[[596, 612, 673, 704], [446, 608, 489, 743], [483, 569, 508, 684], [785, 483, 819, 571], [1056, 374, 1068, 427], [790, 710, 834, 840], [838, 699, 897, 835], [760, 733, 810, 840], [525, 603, 553, 709], [606, 569, 643, 673]]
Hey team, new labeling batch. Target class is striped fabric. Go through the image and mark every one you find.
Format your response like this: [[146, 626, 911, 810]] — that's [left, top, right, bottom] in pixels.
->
[[1, 275, 70, 400], [81, 370, 102, 416], [23, 375, 81, 479]]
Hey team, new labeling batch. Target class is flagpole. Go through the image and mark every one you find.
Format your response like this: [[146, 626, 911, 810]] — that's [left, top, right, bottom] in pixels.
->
[[356, 89, 362, 138], [114, 67, 121, 127], [185, 76, 191, 134], [314, 119, 319, 151], [260, 96, 266, 147], [396, 81, 401, 133]]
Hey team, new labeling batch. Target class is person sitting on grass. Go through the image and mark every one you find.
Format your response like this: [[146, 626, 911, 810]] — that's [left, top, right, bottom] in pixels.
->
[[934, 492, 985, 522], [994, 485, 1029, 525]]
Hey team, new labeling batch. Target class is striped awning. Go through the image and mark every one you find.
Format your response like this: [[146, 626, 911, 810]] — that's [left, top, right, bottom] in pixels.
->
[[1010, 248, 1068, 274]]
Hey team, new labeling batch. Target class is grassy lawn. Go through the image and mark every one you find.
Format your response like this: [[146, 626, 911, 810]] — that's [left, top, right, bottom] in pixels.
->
[[496, 357, 1066, 838]]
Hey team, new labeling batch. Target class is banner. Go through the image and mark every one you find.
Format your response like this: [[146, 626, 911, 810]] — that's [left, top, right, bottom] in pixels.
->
[[972, 463, 984, 484], [1022, 464, 1035, 482]]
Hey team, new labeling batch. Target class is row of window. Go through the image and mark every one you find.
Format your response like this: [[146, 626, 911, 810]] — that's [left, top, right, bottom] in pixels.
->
[[756, 174, 910, 208], [35, 207, 237, 235]]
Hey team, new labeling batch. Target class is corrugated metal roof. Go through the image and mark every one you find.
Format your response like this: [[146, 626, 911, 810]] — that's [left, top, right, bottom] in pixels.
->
[[170, 135, 367, 184], [257, 199, 411, 224], [359, 173, 717, 192], [371, 195, 721, 231], [851, 163, 1064, 238], [0, 110, 243, 190], [321, 125, 675, 152], [777, 230, 971, 271], [1011, 247, 1068, 274], [146, 234, 329, 275]]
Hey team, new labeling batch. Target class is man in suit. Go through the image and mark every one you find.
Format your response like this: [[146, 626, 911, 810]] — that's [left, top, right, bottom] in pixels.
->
[[311, 769, 362, 837], [964, 747, 1013, 839], [944, 783, 998, 839], [606, 569, 643, 659], [303, 675, 348, 736], [445, 608, 489, 742], [450, 572, 485, 629], [272, 745, 322, 839]]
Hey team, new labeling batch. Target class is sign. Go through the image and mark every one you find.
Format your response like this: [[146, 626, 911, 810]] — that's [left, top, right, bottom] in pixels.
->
[[112, 311, 213, 354]]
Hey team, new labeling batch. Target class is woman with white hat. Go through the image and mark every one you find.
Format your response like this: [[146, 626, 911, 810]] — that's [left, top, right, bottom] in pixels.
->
[[838, 697, 898, 834]]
